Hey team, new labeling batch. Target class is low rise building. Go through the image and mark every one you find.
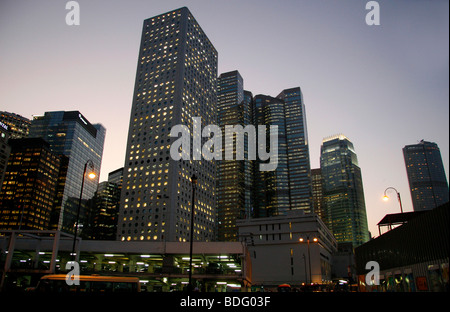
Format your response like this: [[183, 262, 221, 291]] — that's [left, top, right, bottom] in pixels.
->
[[0, 230, 251, 292], [237, 210, 338, 289], [355, 203, 449, 292]]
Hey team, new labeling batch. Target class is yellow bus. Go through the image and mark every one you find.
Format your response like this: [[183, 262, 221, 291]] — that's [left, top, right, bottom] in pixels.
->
[[34, 274, 141, 293]]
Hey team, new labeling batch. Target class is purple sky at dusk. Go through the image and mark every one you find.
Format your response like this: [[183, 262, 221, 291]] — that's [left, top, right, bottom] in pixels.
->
[[1, 0, 448, 238]]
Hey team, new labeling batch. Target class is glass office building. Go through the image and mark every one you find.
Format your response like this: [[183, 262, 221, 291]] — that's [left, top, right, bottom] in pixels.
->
[[253, 89, 312, 217], [277, 88, 313, 213], [320, 135, 369, 247], [403, 140, 449, 212], [253, 94, 290, 217], [117, 7, 218, 242], [28, 111, 106, 235], [217, 71, 253, 241], [216, 71, 313, 237]]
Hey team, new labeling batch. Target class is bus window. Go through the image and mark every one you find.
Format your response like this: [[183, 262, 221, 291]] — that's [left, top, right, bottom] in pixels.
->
[[35, 275, 140, 293]]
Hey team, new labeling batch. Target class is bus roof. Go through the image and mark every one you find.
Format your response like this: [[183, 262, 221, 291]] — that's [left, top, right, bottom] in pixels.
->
[[40, 274, 140, 283]]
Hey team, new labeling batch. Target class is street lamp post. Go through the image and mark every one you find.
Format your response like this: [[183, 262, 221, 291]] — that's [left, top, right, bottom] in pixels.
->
[[71, 160, 96, 261], [302, 254, 307, 285], [299, 235, 318, 285], [383, 187, 403, 213], [188, 174, 197, 291]]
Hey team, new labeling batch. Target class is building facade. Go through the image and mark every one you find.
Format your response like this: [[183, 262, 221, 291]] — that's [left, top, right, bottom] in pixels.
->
[[28, 111, 106, 235], [311, 168, 325, 221], [0, 231, 250, 292], [0, 122, 10, 191], [355, 203, 449, 292], [237, 210, 337, 287], [277, 88, 313, 213], [403, 140, 449, 212], [320, 135, 369, 247], [90, 168, 124, 240], [0, 138, 66, 230], [117, 7, 218, 242], [252, 89, 312, 217], [217, 71, 253, 241], [215, 71, 313, 239], [90, 181, 121, 240], [0, 111, 31, 139], [253, 94, 290, 217]]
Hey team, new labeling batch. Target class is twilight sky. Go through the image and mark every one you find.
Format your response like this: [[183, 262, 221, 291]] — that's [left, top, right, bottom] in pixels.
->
[[1, 0, 448, 238]]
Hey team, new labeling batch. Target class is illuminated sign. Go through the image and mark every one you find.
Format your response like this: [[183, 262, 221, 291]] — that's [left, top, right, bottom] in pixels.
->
[[78, 113, 88, 125], [0, 121, 8, 131]]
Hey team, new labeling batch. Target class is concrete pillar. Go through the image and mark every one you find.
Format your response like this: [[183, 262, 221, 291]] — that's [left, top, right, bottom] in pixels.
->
[[0, 232, 16, 290], [49, 231, 60, 273]]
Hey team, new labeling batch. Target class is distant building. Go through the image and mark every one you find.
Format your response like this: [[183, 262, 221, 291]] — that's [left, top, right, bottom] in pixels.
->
[[90, 181, 121, 240], [320, 135, 369, 247], [311, 168, 325, 221], [0, 138, 67, 230], [0, 111, 31, 139], [403, 140, 449, 211], [90, 168, 124, 240], [107, 167, 124, 186], [28, 111, 106, 236], [237, 210, 337, 287]]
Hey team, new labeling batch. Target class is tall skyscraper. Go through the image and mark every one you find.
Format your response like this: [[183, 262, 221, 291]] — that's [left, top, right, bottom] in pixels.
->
[[277, 88, 313, 213], [403, 140, 449, 211], [253, 94, 290, 217], [117, 7, 218, 242], [252, 89, 312, 217], [320, 135, 369, 247], [215, 71, 313, 239], [217, 71, 253, 241], [0, 138, 66, 230], [28, 111, 106, 235]]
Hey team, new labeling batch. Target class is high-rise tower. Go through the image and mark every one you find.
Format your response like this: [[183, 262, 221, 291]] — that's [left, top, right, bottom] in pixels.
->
[[403, 140, 449, 211], [253, 94, 290, 217], [277, 88, 313, 213], [216, 70, 313, 238], [252, 88, 312, 217], [28, 111, 106, 235], [117, 7, 218, 242], [217, 71, 253, 241], [320, 135, 369, 247]]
